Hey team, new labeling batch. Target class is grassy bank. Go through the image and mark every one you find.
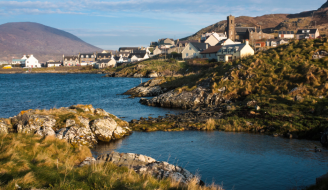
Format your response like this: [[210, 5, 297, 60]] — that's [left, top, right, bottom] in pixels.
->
[[133, 38, 328, 140], [0, 133, 222, 190]]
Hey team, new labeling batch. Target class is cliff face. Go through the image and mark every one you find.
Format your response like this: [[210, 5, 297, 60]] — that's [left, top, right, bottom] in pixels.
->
[[0, 22, 102, 62]]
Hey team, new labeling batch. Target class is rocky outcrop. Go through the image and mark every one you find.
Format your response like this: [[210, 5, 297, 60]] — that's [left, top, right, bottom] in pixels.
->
[[5, 105, 131, 147], [0, 120, 9, 134], [14, 114, 57, 134], [56, 126, 97, 147], [141, 87, 225, 109], [124, 78, 168, 97], [96, 152, 203, 185]]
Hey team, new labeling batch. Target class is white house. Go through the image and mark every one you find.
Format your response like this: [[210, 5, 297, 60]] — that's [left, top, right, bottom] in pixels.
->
[[278, 31, 294, 39], [266, 39, 289, 47], [296, 29, 320, 40], [204, 33, 227, 46], [217, 38, 241, 46], [216, 40, 254, 62], [128, 53, 149, 62], [22, 55, 41, 68], [182, 42, 209, 59], [46, 60, 62, 67]]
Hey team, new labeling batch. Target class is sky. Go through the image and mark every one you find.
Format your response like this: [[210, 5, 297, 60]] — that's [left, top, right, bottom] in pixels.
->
[[0, 0, 326, 50]]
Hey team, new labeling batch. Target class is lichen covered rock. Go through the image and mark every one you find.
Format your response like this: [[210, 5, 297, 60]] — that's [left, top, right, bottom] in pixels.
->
[[0, 120, 9, 134], [97, 152, 202, 185], [2, 104, 131, 147]]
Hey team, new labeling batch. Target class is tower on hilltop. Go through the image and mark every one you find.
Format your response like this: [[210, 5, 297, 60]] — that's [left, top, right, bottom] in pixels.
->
[[227, 15, 236, 41]]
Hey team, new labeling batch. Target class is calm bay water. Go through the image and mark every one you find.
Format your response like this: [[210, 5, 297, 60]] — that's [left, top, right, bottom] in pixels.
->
[[93, 131, 328, 190], [1, 74, 327, 190], [0, 74, 183, 120]]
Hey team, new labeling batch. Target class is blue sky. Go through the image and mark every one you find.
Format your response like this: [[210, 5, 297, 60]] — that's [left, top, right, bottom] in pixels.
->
[[0, 0, 326, 50]]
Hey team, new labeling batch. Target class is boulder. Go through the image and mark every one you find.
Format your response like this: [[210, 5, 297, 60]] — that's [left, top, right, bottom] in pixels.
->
[[56, 125, 97, 147], [96, 152, 201, 185], [16, 114, 56, 134], [35, 126, 55, 137], [90, 117, 118, 142], [78, 116, 90, 128], [133, 73, 144, 78], [66, 119, 76, 127], [147, 71, 158, 78], [94, 108, 110, 116], [0, 120, 9, 134]]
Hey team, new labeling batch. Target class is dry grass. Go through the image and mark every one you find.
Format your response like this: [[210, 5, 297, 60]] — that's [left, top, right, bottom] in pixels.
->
[[203, 118, 216, 131], [0, 133, 224, 190]]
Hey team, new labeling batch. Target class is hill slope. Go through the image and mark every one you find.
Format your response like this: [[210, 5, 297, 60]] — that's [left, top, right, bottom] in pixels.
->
[[0, 22, 102, 62], [184, 1, 328, 41]]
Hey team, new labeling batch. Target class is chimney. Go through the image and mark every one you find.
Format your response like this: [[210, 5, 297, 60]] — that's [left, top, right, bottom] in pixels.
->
[[254, 26, 257, 32], [198, 39, 201, 43], [246, 39, 249, 45]]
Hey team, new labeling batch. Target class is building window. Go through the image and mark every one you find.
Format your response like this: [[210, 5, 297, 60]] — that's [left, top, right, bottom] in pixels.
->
[[193, 53, 196, 57], [189, 47, 191, 50], [86, 55, 89, 58], [81, 55, 83, 58], [186, 53, 189, 57]]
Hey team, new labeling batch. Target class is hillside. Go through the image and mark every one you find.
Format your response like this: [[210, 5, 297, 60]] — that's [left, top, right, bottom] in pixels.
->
[[184, 1, 328, 41], [0, 22, 102, 62]]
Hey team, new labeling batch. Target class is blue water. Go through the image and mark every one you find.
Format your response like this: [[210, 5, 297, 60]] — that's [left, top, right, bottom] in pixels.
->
[[0, 74, 183, 120], [93, 131, 328, 190], [1, 74, 327, 190]]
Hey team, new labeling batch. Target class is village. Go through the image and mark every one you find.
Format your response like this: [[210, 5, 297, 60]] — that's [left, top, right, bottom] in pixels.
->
[[1, 15, 324, 69]]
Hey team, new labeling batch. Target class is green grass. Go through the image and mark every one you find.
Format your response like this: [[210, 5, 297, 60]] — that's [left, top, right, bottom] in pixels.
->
[[0, 133, 222, 190]]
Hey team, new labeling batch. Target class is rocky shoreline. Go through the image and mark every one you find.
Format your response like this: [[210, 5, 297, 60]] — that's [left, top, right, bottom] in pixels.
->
[[0, 104, 132, 147], [81, 152, 204, 186]]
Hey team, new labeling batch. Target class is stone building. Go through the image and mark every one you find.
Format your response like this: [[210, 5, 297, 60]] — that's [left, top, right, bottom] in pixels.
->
[[226, 15, 274, 44]]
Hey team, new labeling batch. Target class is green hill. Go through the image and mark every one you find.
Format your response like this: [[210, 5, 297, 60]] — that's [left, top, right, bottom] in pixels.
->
[[156, 38, 328, 139]]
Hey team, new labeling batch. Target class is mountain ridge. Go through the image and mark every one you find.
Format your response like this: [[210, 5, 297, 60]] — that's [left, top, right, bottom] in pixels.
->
[[0, 22, 102, 62]]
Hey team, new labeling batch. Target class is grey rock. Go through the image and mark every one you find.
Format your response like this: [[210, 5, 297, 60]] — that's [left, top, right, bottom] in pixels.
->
[[56, 125, 97, 147], [94, 108, 110, 116], [0, 120, 9, 134], [35, 126, 55, 137], [66, 119, 76, 128], [96, 152, 200, 185]]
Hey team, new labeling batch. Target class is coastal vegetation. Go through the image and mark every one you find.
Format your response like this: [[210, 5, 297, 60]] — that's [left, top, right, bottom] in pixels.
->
[[131, 38, 328, 141], [0, 133, 222, 190]]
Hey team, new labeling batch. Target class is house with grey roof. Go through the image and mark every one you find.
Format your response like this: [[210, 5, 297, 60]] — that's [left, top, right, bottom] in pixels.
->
[[296, 29, 320, 40], [63, 55, 79, 66], [200, 45, 223, 61], [94, 57, 116, 69], [182, 42, 209, 59], [216, 40, 254, 62], [128, 52, 149, 62]]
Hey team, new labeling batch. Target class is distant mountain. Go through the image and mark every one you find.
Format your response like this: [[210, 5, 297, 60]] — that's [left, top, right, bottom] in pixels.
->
[[183, 1, 328, 41], [0, 22, 102, 62]]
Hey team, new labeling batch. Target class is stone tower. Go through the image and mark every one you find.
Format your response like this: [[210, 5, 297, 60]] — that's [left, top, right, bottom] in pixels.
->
[[227, 15, 236, 41]]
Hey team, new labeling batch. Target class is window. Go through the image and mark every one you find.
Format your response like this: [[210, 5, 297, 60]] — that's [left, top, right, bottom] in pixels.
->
[[189, 47, 192, 50], [81, 55, 84, 58], [186, 53, 189, 57], [193, 53, 196, 57], [259, 36, 261, 39], [91, 55, 94, 58], [86, 55, 89, 58]]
